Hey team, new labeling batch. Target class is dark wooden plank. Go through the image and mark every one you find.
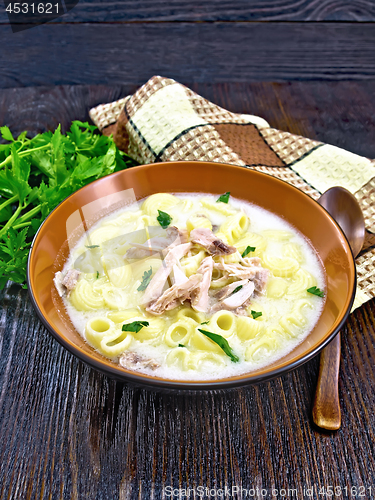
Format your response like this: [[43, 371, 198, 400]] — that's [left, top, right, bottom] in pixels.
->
[[1, 82, 374, 158], [1, 22, 375, 88], [0, 290, 374, 498], [1, 0, 375, 24], [0, 84, 137, 136], [0, 82, 375, 499]]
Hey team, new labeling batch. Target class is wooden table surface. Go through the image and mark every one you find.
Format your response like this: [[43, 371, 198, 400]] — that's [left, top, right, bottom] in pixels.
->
[[0, 81, 375, 499]]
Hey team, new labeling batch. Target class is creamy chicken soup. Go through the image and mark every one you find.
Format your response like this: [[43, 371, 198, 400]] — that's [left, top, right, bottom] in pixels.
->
[[55, 192, 325, 380]]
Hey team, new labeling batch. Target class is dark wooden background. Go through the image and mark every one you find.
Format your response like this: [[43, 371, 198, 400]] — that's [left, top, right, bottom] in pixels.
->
[[1, 1, 375, 86], [1, 2, 375, 500]]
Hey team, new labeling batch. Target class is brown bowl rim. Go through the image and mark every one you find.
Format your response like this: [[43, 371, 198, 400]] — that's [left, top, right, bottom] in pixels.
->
[[27, 161, 357, 390]]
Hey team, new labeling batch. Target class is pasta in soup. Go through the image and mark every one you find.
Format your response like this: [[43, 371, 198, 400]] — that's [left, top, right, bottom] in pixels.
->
[[55, 192, 325, 380]]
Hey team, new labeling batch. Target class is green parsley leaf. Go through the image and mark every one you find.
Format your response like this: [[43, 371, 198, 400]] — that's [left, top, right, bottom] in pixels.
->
[[198, 329, 239, 362], [251, 310, 263, 320], [96, 271, 99, 279], [0, 121, 139, 288], [122, 321, 149, 333], [101, 142, 117, 177], [216, 192, 230, 203], [85, 244, 99, 249], [0, 126, 14, 142], [157, 210, 172, 229], [71, 120, 97, 133], [0, 227, 30, 289], [178, 344, 185, 348], [242, 246, 256, 257], [307, 286, 325, 298], [17, 131, 28, 143], [200, 321, 209, 325], [232, 285, 243, 295], [137, 267, 153, 291]]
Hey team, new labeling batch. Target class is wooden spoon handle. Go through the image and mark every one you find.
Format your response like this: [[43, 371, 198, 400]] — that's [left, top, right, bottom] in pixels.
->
[[312, 334, 341, 430]]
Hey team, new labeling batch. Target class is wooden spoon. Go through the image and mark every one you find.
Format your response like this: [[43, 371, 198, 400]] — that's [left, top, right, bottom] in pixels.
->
[[312, 187, 365, 430]]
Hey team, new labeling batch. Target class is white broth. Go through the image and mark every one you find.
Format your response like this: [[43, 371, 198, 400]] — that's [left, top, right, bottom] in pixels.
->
[[56, 192, 326, 380]]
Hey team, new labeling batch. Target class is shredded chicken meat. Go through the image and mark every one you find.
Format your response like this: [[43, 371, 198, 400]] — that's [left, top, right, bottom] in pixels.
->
[[140, 242, 192, 305], [191, 256, 214, 313], [126, 226, 187, 259], [214, 279, 249, 300], [146, 274, 203, 315], [172, 264, 189, 286], [119, 352, 160, 371], [221, 281, 255, 309], [214, 257, 269, 293], [138, 226, 269, 317], [54, 269, 81, 297], [190, 228, 237, 255]]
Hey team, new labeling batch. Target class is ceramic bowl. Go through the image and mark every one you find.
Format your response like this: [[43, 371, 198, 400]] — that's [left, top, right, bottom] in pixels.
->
[[27, 161, 356, 390]]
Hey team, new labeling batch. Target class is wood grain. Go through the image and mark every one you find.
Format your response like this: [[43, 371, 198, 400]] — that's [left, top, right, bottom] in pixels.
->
[[0, 82, 375, 499], [1, 22, 375, 88], [1, 82, 374, 158], [313, 334, 341, 430], [1, 0, 375, 23], [1, 290, 374, 497]]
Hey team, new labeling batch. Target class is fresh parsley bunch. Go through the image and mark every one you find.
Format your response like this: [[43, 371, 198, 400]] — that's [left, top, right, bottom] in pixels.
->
[[0, 121, 138, 289]]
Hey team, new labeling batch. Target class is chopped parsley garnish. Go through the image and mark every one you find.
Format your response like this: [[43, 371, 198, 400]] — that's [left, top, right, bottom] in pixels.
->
[[216, 192, 230, 204], [137, 266, 153, 291], [96, 271, 99, 279], [200, 321, 209, 325], [241, 246, 256, 257], [178, 344, 185, 348], [157, 210, 172, 229], [122, 320, 149, 333], [198, 329, 239, 362], [307, 286, 325, 298], [251, 310, 262, 320], [85, 244, 99, 249], [231, 285, 243, 295]]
